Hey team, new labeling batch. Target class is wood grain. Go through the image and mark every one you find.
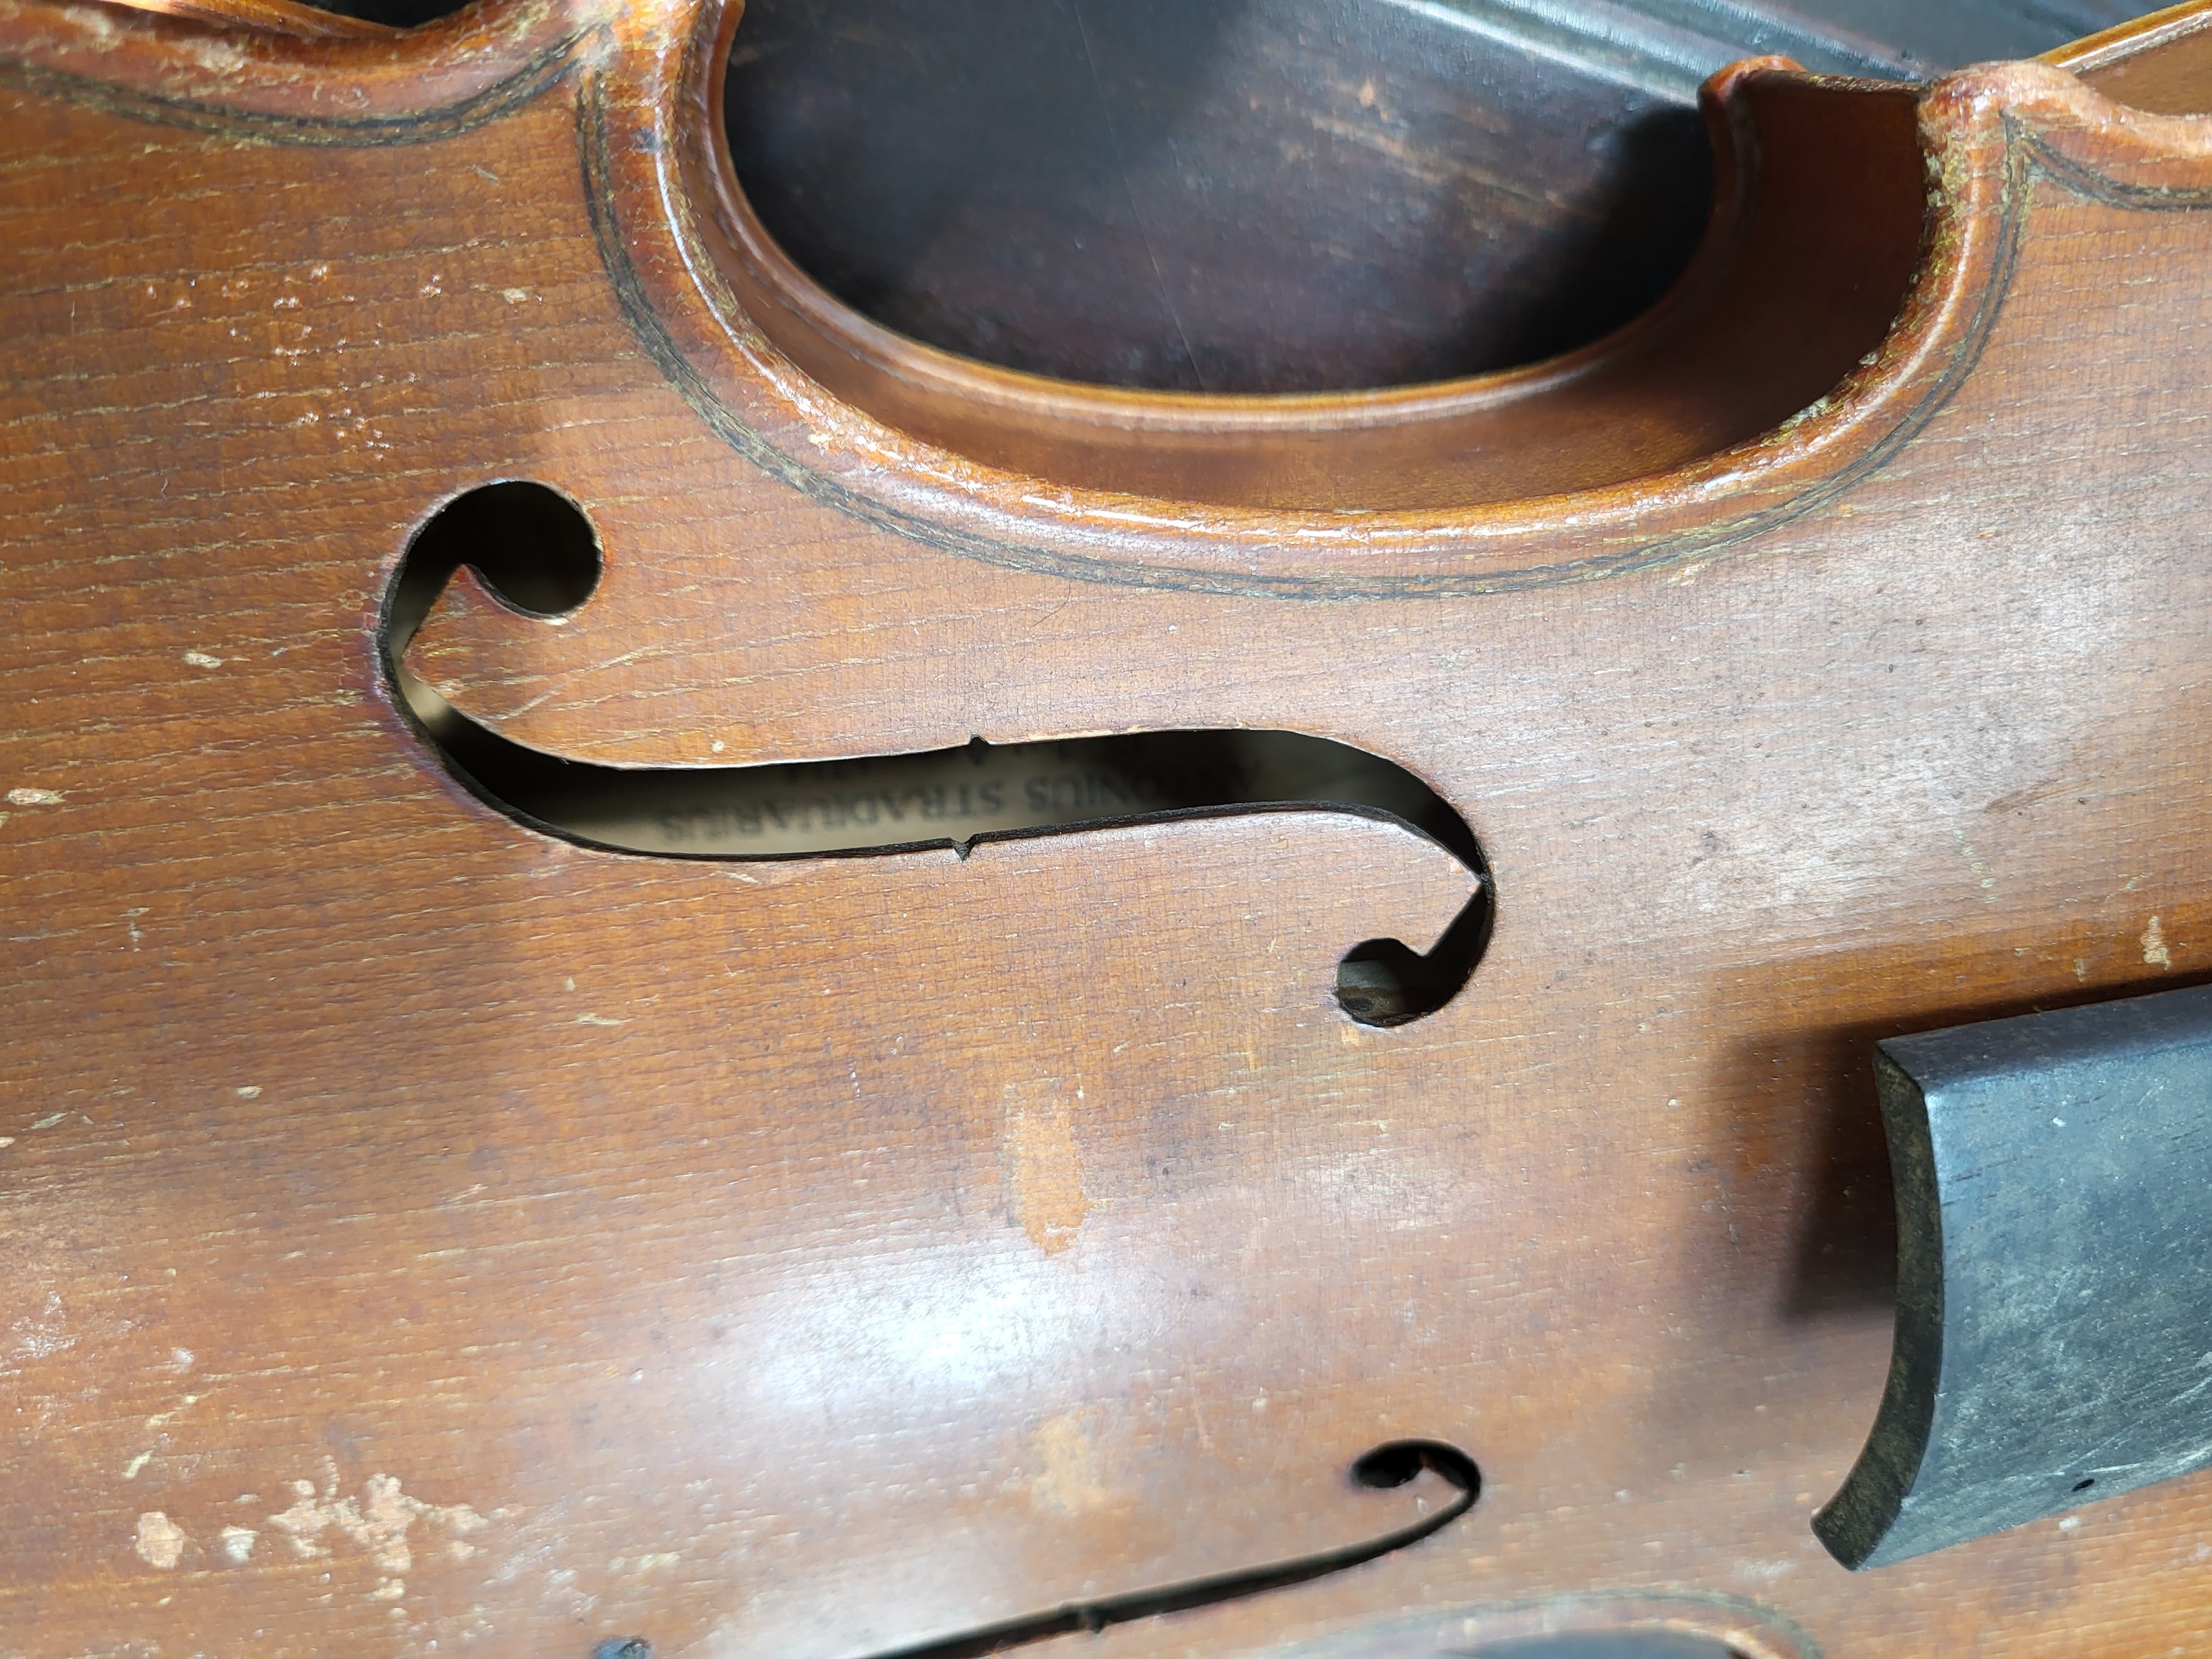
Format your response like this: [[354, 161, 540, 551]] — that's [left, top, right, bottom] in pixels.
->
[[4, 1, 2212, 1655]]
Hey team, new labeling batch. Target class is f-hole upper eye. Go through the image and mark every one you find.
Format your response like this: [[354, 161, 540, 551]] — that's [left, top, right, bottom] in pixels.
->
[[386, 479, 599, 640]]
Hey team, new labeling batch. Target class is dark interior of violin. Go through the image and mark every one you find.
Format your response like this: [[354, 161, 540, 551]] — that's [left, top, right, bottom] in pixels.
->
[[317, 0, 2172, 393], [7, 0, 2212, 1655], [719, 0, 2162, 390]]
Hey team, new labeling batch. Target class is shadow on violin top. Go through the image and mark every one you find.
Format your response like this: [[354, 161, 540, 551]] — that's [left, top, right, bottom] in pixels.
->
[[689, 0, 2151, 514], [384, 482, 1492, 1026], [720, 0, 2146, 401], [705, 23, 1930, 510]]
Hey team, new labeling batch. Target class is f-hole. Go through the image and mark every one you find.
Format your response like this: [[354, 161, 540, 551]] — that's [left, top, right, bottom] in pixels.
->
[[856, 1441, 1481, 1659], [383, 482, 1493, 1026]]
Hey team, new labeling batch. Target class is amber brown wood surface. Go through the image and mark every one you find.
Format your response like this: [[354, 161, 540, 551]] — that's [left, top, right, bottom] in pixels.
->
[[4, 1, 2212, 1656], [2057, 0, 2212, 110]]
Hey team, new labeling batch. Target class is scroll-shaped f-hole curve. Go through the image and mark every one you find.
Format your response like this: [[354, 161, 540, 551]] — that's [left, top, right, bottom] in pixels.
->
[[383, 481, 1492, 1025], [588, 1443, 1478, 1659], [853, 1441, 1481, 1659]]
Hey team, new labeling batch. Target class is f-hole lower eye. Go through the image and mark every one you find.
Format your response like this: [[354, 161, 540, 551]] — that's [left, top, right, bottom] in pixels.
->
[[386, 481, 1495, 1026], [1338, 893, 1495, 1027]]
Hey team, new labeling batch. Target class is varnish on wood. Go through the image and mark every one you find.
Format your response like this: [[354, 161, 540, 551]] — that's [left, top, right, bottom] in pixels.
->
[[3, 0, 2211, 1655]]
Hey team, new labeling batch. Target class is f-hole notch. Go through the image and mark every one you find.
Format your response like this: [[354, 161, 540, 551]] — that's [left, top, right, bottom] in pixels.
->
[[384, 482, 1493, 1026]]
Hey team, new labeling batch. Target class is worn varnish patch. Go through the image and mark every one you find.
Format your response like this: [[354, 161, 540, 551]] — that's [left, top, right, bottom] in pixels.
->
[[1029, 1409, 1115, 1516], [1001, 1092, 1091, 1255], [2143, 914, 2173, 968], [133, 1511, 186, 1570], [265, 1472, 490, 1573]]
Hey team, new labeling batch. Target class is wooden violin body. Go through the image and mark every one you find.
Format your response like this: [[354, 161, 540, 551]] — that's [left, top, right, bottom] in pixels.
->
[[4, 0, 2212, 1654]]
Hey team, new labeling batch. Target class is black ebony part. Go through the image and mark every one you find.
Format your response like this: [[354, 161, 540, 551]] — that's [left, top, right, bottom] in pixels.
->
[[1817, 984, 2212, 1568]]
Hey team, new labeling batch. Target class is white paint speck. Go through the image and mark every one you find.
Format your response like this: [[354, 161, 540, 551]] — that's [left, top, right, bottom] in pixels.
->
[[29, 1113, 66, 1130], [7, 788, 61, 806], [2059, 1516, 2081, 1532], [1732, 1557, 1798, 1582], [146, 1392, 204, 1430], [122, 1451, 153, 1480], [183, 38, 246, 72], [500, 288, 531, 303], [267, 1472, 491, 1576], [219, 1525, 257, 1565], [2143, 916, 2173, 970], [236, 1085, 262, 1099], [2053, 1118, 2067, 1128], [134, 1512, 187, 1569], [183, 650, 223, 669]]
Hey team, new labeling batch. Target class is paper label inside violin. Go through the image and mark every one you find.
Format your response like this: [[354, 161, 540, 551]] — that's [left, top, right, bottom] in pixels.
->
[[505, 740, 1451, 861]]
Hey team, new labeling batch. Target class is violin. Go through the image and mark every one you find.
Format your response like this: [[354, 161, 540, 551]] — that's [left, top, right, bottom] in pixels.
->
[[5, 0, 2212, 1653]]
